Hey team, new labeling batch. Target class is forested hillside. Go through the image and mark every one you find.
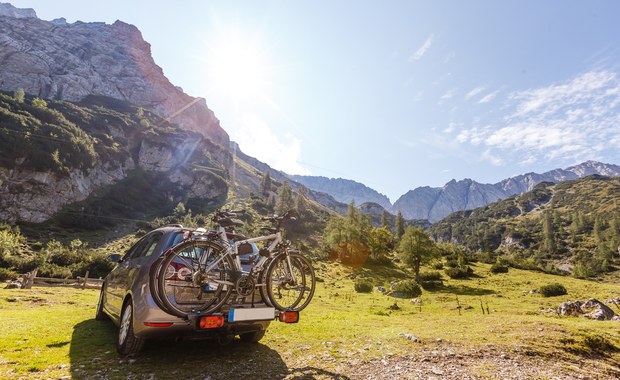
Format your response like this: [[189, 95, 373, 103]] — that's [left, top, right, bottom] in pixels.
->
[[429, 175, 620, 277]]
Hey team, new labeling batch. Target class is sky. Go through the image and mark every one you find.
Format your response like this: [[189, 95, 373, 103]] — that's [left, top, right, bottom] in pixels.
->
[[10, 0, 620, 202]]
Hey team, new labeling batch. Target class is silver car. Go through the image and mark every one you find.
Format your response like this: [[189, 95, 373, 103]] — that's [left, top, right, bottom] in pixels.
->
[[95, 225, 282, 356]]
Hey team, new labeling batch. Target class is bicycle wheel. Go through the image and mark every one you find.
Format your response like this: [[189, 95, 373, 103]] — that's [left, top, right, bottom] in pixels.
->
[[157, 239, 234, 318], [265, 252, 316, 311], [288, 253, 316, 311]]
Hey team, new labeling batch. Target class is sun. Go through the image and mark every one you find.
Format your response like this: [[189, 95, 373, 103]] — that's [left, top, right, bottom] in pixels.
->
[[207, 35, 272, 101]]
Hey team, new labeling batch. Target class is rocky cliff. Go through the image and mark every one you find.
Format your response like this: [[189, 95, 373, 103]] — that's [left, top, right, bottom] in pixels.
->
[[287, 175, 392, 211], [0, 93, 230, 223], [0, 3, 228, 146]]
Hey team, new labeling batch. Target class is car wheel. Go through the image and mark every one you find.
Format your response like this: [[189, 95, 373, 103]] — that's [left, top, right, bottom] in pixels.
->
[[117, 299, 145, 356], [239, 329, 266, 343], [95, 284, 109, 321]]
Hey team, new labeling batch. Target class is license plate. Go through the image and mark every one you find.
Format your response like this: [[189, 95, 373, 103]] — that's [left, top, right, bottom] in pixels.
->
[[228, 307, 275, 322]]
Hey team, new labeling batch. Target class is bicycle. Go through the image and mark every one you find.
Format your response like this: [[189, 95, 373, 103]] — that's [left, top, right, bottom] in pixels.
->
[[156, 209, 316, 318]]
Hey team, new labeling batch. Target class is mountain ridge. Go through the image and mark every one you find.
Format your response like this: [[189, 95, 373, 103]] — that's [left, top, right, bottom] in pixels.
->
[[292, 161, 620, 222]]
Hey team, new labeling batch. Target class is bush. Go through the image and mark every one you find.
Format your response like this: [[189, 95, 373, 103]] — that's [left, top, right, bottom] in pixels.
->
[[0, 267, 18, 281], [539, 283, 567, 297], [490, 262, 509, 274], [419, 271, 442, 282], [431, 262, 444, 270], [445, 259, 459, 268], [394, 280, 422, 298], [420, 280, 443, 290], [445, 266, 473, 279], [354, 279, 373, 293], [38, 263, 72, 278]]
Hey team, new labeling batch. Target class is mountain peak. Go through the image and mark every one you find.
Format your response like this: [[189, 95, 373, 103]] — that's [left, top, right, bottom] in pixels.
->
[[0, 2, 37, 19], [0, 10, 228, 146], [393, 160, 620, 222]]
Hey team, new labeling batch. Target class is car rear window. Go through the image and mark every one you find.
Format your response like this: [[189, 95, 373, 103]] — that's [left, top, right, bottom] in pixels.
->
[[165, 232, 185, 250]]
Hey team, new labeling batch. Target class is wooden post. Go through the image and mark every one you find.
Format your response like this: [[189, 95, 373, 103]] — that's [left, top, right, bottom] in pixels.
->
[[82, 271, 89, 290], [22, 269, 38, 289]]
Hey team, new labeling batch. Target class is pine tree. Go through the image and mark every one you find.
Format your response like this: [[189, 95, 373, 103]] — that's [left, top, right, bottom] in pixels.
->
[[395, 211, 405, 241], [260, 171, 272, 195], [275, 180, 294, 215], [381, 210, 390, 230], [399, 226, 438, 282], [13, 88, 25, 103], [295, 185, 309, 216], [541, 210, 556, 255]]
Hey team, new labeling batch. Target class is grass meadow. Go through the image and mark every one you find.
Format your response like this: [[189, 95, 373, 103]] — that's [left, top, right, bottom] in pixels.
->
[[1, 262, 619, 379]]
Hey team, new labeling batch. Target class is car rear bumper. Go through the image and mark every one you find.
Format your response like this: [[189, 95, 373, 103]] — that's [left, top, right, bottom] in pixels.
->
[[133, 296, 275, 339]]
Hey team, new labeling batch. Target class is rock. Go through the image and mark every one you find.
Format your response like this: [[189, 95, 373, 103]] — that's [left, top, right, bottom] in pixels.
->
[[388, 303, 400, 310], [605, 298, 620, 305], [5, 282, 21, 289], [377, 286, 386, 293], [583, 299, 615, 320], [0, 10, 228, 146], [398, 333, 420, 343], [0, 3, 37, 18], [557, 301, 584, 316], [410, 297, 421, 304]]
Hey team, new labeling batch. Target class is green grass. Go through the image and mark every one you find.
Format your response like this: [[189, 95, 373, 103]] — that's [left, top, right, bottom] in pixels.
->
[[1, 262, 619, 379]]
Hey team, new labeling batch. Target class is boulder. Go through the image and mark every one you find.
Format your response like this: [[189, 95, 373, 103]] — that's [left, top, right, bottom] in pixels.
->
[[583, 299, 615, 320], [557, 301, 584, 316]]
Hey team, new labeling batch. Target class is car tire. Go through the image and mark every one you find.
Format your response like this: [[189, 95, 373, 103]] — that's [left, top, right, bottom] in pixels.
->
[[239, 329, 266, 343], [95, 284, 109, 321], [117, 299, 145, 356]]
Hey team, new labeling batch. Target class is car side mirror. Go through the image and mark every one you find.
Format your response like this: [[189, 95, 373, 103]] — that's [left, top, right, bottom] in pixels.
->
[[110, 254, 122, 263]]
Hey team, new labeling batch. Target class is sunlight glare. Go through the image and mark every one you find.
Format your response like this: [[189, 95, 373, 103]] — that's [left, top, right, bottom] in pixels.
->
[[208, 35, 272, 100]]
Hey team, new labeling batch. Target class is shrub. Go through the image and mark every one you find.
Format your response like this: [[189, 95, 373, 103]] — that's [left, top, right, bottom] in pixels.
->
[[420, 280, 443, 290], [431, 262, 444, 270], [539, 283, 567, 297], [354, 279, 373, 293], [490, 262, 509, 274], [38, 263, 72, 278], [419, 271, 442, 282], [0, 267, 18, 281], [445, 266, 473, 279], [394, 280, 422, 298], [32, 97, 47, 108]]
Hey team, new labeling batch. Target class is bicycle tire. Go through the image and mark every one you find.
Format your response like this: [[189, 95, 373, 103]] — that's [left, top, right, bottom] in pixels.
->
[[288, 253, 316, 311], [157, 239, 233, 318], [264, 252, 316, 311]]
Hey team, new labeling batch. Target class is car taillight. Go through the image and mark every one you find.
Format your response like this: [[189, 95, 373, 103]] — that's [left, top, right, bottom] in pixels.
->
[[164, 262, 190, 281], [144, 322, 173, 327], [199, 315, 224, 329], [278, 311, 299, 323]]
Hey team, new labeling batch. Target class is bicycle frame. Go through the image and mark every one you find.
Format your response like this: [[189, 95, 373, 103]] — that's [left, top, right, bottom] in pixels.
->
[[199, 225, 288, 286]]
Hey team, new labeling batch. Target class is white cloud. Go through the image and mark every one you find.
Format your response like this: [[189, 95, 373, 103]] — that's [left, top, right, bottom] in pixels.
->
[[440, 88, 457, 101], [482, 149, 504, 166], [409, 34, 434, 62], [465, 86, 485, 100], [233, 114, 310, 175], [456, 70, 620, 164], [509, 71, 615, 118], [478, 90, 499, 104], [443, 122, 457, 133]]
